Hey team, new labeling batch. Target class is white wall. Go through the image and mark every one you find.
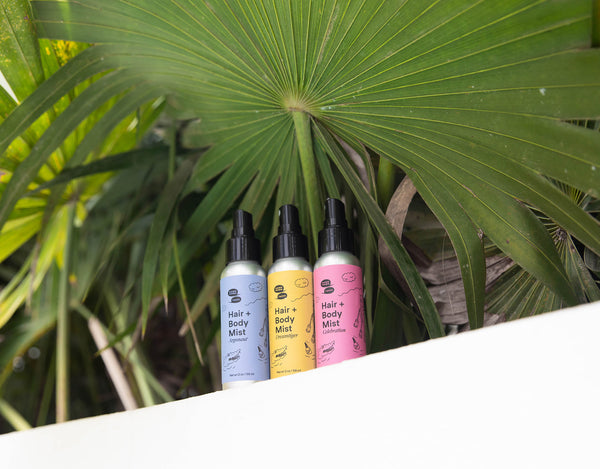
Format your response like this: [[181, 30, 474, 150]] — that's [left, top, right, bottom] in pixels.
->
[[1, 301, 599, 468]]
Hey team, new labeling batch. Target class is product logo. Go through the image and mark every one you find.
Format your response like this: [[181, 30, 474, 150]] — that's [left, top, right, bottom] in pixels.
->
[[321, 279, 334, 294], [274, 284, 287, 300], [228, 288, 241, 303]]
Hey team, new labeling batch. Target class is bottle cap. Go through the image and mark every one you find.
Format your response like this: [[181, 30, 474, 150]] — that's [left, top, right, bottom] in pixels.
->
[[226, 210, 261, 264], [318, 198, 354, 256], [272, 204, 309, 261]]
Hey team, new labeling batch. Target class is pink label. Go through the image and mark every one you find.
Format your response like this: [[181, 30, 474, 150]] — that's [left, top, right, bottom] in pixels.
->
[[314, 264, 366, 366]]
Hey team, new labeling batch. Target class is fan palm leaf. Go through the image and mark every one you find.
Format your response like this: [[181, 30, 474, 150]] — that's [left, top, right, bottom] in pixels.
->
[[1, 0, 599, 337]]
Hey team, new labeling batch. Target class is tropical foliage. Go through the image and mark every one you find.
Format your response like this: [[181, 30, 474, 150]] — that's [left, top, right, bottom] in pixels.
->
[[0, 0, 599, 432]]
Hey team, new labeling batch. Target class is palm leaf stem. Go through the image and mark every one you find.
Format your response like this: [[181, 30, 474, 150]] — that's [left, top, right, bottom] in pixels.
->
[[292, 110, 320, 254], [56, 202, 75, 423]]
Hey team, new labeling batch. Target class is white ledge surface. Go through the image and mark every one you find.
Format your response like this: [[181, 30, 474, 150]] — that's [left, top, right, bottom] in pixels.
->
[[2, 302, 600, 468]]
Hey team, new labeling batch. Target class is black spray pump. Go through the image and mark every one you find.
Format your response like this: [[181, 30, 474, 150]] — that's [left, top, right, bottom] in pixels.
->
[[318, 198, 354, 257], [272, 204, 309, 261], [226, 209, 261, 264]]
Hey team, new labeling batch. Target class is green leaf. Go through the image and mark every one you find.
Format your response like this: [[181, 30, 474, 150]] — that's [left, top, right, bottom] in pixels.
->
[[178, 117, 295, 269], [0, 204, 67, 329], [0, 69, 147, 232], [407, 167, 486, 330], [0, 212, 42, 263], [27, 145, 169, 195], [0, 84, 17, 118], [0, 0, 44, 102], [0, 398, 32, 431], [314, 121, 444, 338], [141, 156, 196, 334], [0, 44, 113, 157], [584, 246, 600, 272], [0, 297, 57, 390], [17, 0, 600, 337], [314, 138, 339, 199]]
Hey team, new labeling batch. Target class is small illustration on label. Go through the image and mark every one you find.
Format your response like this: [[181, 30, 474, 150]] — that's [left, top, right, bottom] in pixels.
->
[[321, 341, 335, 355], [354, 305, 364, 338], [295, 277, 310, 288], [259, 316, 267, 337], [257, 345, 267, 361], [305, 314, 313, 333], [352, 337, 360, 351], [272, 345, 288, 365], [317, 340, 335, 364], [324, 286, 335, 294], [339, 287, 361, 297], [246, 296, 266, 306], [291, 292, 312, 302], [305, 315, 315, 343], [304, 341, 312, 356], [224, 349, 241, 370], [249, 281, 263, 292], [342, 271, 356, 282]]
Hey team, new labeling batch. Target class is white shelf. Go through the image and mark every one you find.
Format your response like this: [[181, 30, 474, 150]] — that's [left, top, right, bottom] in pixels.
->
[[2, 301, 599, 468]]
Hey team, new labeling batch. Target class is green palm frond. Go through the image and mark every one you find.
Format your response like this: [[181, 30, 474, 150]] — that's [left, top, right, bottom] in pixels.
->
[[2, 0, 600, 340]]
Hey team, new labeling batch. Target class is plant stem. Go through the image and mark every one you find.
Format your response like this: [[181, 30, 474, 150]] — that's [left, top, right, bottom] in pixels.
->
[[593, 0, 600, 47], [377, 157, 396, 210], [0, 399, 31, 431], [56, 203, 75, 423], [168, 119, 176, 179], [172, 232, 204, 365], [74, 303, 172, 404], [292, 111, 320, 254], [88, 317, 138, 411]]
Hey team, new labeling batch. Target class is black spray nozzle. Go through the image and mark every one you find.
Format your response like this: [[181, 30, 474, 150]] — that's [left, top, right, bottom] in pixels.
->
[[272, 204, 308, 261], [226, 209, 261, 264], [324, 198, 348, 229], [277, 204, 301, 234], [232, 209, 254, 237], [318, 198, 354, 256]]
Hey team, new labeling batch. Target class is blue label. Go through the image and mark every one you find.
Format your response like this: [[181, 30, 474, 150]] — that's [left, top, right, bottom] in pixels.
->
[[220, 274, 269, 383]]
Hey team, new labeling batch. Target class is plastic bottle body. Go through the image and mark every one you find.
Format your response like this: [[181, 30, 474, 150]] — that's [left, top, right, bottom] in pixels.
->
[[314, 251, 366, 366], [220, 260, 269, 390], [267, 257, 315, 377]]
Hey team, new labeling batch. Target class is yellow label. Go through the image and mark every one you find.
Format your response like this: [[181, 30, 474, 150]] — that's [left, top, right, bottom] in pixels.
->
[[268, 270, 315, 377]]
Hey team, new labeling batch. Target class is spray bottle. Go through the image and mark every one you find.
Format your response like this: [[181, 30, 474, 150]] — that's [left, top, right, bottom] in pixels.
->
[[314, 198, 366, 366], [267, 204, 315, 377], [220, 210, 269, 389]]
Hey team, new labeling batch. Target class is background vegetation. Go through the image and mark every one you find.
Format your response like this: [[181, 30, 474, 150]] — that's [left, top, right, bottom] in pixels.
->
[[0, 0, 599, 433]]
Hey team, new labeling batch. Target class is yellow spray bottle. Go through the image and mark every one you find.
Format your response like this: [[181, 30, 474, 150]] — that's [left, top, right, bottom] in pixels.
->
[[267, 205, 315, 377]]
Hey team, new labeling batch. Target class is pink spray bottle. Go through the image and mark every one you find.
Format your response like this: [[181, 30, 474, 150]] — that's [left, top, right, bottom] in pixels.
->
[[314, 198, 366, 366]]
